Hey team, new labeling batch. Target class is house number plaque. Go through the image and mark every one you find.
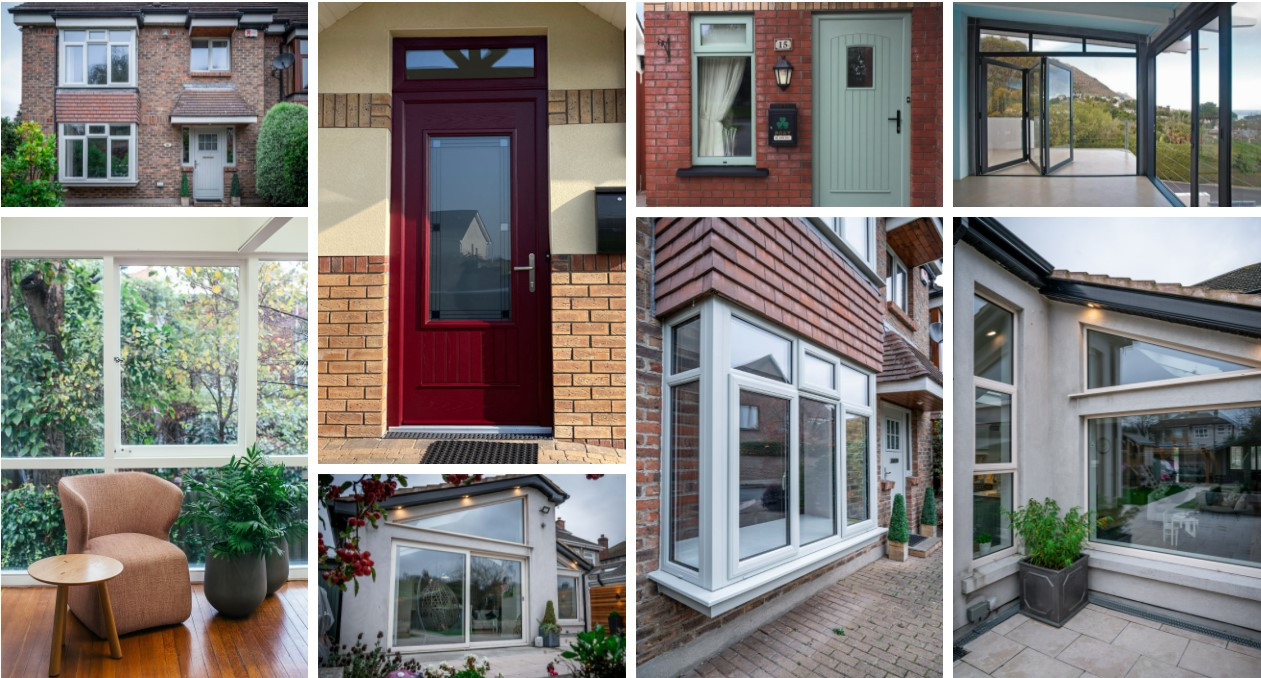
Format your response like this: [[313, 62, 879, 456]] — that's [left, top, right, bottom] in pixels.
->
[[774, 39, 792, 51]]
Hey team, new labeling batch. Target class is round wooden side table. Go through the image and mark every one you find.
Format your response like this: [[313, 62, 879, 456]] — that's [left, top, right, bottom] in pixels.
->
[[27, 554, 124, 677]]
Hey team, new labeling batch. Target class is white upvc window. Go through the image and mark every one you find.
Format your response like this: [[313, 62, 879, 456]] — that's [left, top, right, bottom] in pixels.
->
[[60, 29, 135, 86], [886, 251, 909, 311], [191, 38, 231, 72], [60, 123, 135, 183], [656, 297, 877, 608], [830, 217, 876, 269], [972, 292, 1018, 564], [557, 573, 581, 620], [691, 14, 756, 166]]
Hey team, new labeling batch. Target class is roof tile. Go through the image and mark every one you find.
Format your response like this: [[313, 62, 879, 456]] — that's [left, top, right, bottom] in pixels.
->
[[170, 89, 257, 119], [56, 90, 139, 123]]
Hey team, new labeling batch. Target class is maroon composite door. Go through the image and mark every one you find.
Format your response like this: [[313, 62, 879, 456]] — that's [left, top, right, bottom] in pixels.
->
[[389, 37, 550, 428]]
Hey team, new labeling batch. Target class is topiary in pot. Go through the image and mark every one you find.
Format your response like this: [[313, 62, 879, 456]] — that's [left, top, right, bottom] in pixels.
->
[[887, 493, 909, 561], [1007, 498, 1092, 627], [179, 172, 190, 206], [919, 487, 938, 538], [539, 600, 561, 647], [229, 172, 242, 206]]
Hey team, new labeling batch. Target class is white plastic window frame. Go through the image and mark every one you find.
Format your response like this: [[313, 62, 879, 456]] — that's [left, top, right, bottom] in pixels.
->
[[886, 251, 909, 311], [59, 123, 136, 183], [972, 291, 1018, 566], [1079, 324, 1261, 394], [190, 37, 231, 72], [690, 14, 756, 167], [60, 29, 135, 86], [658, 297, 877, 591], [832, 217, 877, 270], [557, 573, 582, 621]]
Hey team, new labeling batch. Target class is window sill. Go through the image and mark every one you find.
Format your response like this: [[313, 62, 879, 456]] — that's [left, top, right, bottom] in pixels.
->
[[648, 528, 885, 617], [61, 180, 139, 187], [960, 552, 1022, 594], [886, 301, 917, 330], [189, 71, 231, 77], [1085, 546, 1261, 589], [676, 166, 770, 178]]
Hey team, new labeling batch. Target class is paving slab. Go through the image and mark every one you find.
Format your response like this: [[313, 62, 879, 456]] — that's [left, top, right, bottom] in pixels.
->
[[992, 647, 1083, 678], [962, 632, 1025, 674], [1177, 640, 1261, 678], [1058, 635, 1141, 678], [1125, 655, 1205, 678], [1005, 619, 1081, 656], [1112, 624, 1190, 666], [1065, 608, 1131, 643]]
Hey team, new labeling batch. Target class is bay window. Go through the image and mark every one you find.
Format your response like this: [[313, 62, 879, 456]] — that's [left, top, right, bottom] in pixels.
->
[[656, 297, 877, 610], [61, 124, 135, 183], [691, 15, 755, 166], [61, 29, 134, 86], [973, 294, 1016, 560]]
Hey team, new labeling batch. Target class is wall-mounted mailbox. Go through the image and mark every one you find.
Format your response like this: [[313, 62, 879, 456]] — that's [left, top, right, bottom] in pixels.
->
[[768, 103, 797, 147], [595, 187, 626, 254]]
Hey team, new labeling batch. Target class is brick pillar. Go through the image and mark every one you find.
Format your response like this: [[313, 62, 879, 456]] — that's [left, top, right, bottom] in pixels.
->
[[317, 256, 387, 438]]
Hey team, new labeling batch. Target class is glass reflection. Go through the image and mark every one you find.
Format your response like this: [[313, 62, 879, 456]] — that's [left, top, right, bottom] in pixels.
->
[[974, 296, 1013, 383], [800, 399, 837, 544], [974, 474, 1013, 557], [1087, 330, 1249, 388], [738, 391, 790, 559], [470, 556, 522, 641], [672, 317, 701, 374], [731, 318, 792, 382], [406, 48, 534, 80], [670, 381, 701, 569], [975, 388, 1012, 464], [395, 547, 465, 647], [405, 499, 524, 543], [846, 413, 870, 524]]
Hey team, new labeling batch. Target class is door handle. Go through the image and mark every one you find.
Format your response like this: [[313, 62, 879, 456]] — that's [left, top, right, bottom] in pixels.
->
[[888, 109, 902, 134], [513, 253, 535, 292]]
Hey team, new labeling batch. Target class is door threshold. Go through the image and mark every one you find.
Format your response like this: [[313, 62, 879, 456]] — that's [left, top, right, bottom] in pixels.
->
[[389, 425, 553, 436]]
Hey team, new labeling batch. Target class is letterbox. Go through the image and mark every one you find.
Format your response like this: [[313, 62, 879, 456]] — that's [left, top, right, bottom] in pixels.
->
[[595, 187, 626, 254], [768, 103, 798, 147]]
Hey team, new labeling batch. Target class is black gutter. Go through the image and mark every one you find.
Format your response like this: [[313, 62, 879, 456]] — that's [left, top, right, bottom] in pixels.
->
[[955, 217, 1053, 288], [332, 474, 569, 514], [558, 543, 595, 573]]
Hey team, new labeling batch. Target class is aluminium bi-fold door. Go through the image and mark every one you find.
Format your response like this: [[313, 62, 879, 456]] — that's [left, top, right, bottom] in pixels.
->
[[979, 57, 1075, 175], [980, 59, 1030, 173]]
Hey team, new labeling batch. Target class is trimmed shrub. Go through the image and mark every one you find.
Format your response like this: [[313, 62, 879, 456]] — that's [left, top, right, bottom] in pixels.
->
[[1008, 497, 1091, 570], [180, 172, 190, 197], [889, 493, 909, 544], [230, 172, 242, 198], [2, 121, 63, 206], [255, 102, 307, 206], [921, 487, 937, 526]]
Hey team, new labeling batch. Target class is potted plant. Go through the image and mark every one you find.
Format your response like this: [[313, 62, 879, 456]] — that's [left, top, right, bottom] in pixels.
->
[[919, 487, 938, 538], [230, 172, 242, 206], [1008, 498, 1092, 627], [974, 532, 994, 554], [887, 493, 909, 561], [180, 172, 190, 206], [539, 601, 561, 648], [178, 447, 284, 617], [249, 446, 307, 596]]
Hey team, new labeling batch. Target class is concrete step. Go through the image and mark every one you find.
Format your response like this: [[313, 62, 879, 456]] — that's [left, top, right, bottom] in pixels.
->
[[909, 535, 941, 558]]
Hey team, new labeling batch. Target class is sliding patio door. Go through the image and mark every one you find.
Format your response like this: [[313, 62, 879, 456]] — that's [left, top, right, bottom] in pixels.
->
[[981, 59, 1028, 172]]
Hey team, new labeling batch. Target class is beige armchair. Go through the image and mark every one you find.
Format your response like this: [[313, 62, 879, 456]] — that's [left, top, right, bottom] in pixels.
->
[[59, 472, 192, 637]]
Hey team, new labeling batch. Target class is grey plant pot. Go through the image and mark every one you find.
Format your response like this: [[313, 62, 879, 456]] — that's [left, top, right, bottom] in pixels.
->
[[265, 538, 289, 596], [543, 630, 560, 648], [1019, 554, 1089, 627], [205, 552, 267, 618]]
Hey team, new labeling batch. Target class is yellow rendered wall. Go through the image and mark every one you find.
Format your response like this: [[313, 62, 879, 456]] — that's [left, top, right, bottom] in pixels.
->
[[318, 129, 390, 255], [550, 122, 627, 254]]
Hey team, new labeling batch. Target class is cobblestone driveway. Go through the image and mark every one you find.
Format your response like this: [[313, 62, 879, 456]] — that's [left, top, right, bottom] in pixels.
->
[[317, 437, 625, 464], [685, 549, 943, 678]]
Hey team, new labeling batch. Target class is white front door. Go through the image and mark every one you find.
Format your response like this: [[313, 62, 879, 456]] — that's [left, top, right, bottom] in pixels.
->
[[193, 128, 224, 201], [882, 407, 910, 500]]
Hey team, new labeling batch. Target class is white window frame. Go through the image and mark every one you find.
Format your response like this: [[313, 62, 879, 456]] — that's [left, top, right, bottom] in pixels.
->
[[656, 296, 878, 596], [831, 217, 877, 270], [690, 14, 756, 167], [972, 291, 1018, 566], [190, 37, 231, 72], [60, 29, 135, 86], [557, 573, 582, 621], [886, 251, 909, 311], [59, 123, 136, 184], [1079, 324, 1261, 394]]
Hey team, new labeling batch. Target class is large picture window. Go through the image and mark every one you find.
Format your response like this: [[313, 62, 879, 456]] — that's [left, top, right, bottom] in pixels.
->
[[393, 545, 525, 648], [691, 15, 755, 166], [1086, 329, 1253, 389], [973, 293, 1016, 560], [1089, 406, 1261, 569], [61, 29, 134, 86], [60, 124, 135, 183], [402, 498, 525, 543]]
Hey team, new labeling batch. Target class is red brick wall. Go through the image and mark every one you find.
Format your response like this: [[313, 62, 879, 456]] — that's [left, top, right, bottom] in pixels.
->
[[18, 27, 56, 129], [654, 216, 884, 373], [641, 6, 942, 207]]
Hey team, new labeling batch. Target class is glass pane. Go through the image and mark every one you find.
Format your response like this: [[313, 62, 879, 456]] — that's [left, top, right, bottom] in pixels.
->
[[109, 30, 129, 43], [470, 556, 522, 642], [406, 499, 524, 542], [302, 57, 308, 89], [225, 128, 235, 164], [1232, 5, 1261, 206], [1199, 24, 1220, 207], [429, 136, 511, 321], [1086, 38, 1134, 53], [846, 413, 870, 524], [803, 353, 835, 391], [65, 45, 84, 82], [800, 399, 837, 545], [198, 134, 217, 151], [1156, 35, 1192, 204], [406, 47, 534, 80], [980, 30, 1029, 52], [181, 128, 190, 163], [86, 137, 107, 178], [730, 317, 791, 383], [1032, 34, 1082, 52], [211, 42, 229, 70], [64, 30, 85, 42], [672, 317, 700, 373], [974, 296, 1013, 383], [109, 139, 128, 178], [66, 139, 85, 177], [837, 217, 869, 260], [257, 261, 308, 455], [1054, 56, 1137, 175], [699, 22, 747, 47], [0, 469, 101, 569], [88, 125, 106, 135], [1090, 407, 1261, 568], [87, 30, 106, 41], [1047, 62, 1072, 168], [986, 62, 1025, 168], [840, 364, 869, 405], [974, 473, 1013, 557], [738, 390, 790, 560], [395, 546, 465, 647], [670, 380, 701, 570], [191, 43, 209, 71], [87, 43, 107, 84], [1029, 60, 1043, 171], [120, 265, 240, 445], [1087, 330, 1249, 388], [110, 44, 128, 82], [1, 260, 104, 458], [556, 576, 578, 619], [975, 388, 1012, 465], [696, 56, 752, 159], [109, 125, 129, 136]]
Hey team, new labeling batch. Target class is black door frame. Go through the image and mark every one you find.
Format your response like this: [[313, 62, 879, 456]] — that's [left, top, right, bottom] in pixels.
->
[[978, 58, 1030, 174]]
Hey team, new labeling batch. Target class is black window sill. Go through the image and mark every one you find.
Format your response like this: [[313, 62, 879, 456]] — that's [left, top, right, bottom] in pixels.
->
[[676, 166, 770, 178]]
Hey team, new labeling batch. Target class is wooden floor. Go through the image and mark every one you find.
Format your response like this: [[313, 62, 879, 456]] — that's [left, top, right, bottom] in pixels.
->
[[1, 582, 307, 678]]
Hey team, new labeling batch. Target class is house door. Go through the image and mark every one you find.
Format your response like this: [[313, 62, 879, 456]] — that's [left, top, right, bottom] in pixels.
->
[[814, 14, 910, 206], [391, 40, 550, 429], [882, 407, 910, 500], [193, 128, 224, 201], [980, 59, 1030, 173]]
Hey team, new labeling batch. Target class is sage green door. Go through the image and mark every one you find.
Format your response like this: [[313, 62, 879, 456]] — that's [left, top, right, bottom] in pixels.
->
[[814, 15, 910, 206]]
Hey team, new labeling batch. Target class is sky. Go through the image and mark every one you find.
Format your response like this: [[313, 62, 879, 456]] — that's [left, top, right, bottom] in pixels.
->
[[2, 4, 19, 118], [1002, 218, 1261, 285]]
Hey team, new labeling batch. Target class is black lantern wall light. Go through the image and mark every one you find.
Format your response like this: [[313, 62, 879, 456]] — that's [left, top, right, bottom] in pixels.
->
[[774, 56, 794, 90]]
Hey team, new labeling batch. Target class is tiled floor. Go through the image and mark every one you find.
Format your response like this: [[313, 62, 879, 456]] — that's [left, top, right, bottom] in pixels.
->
[[957, 604, 1261, 678], [317, 437, 625, 464], [952, 175, 1172, 207], [684, 548, 943, 677]]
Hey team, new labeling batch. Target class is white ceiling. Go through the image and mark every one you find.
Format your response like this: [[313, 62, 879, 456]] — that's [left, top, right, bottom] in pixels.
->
[[1, 218, 308, 255], [319, 2, 625, 33]]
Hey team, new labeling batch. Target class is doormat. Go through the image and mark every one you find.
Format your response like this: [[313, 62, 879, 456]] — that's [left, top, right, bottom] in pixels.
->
[[419, 440, 539, 464], [907, 534, 928, 547], [383, 431, 552, 441]]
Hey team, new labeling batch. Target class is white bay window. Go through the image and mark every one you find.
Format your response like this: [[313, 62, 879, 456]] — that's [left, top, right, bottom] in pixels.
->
[[61, 123, 135, 183]]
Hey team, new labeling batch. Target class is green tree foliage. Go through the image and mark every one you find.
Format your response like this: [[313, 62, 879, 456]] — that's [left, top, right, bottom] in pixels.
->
[[255, 102, 308, 206], [1007, 497, 1092, 570], [889, 493, 909, 544], [2, 116, 20, 158], [1, 121, 64, 206]]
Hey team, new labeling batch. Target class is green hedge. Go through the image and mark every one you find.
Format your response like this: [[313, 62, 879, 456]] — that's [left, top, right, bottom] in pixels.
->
[[255, 103, 307, 206]]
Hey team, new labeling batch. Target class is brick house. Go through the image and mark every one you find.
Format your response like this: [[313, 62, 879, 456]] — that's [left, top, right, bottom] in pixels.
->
[[634, 216, 943, 674], [316, 3, 627, 453], [9, 2, 308, 205], [639, 2, 943, 207]]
